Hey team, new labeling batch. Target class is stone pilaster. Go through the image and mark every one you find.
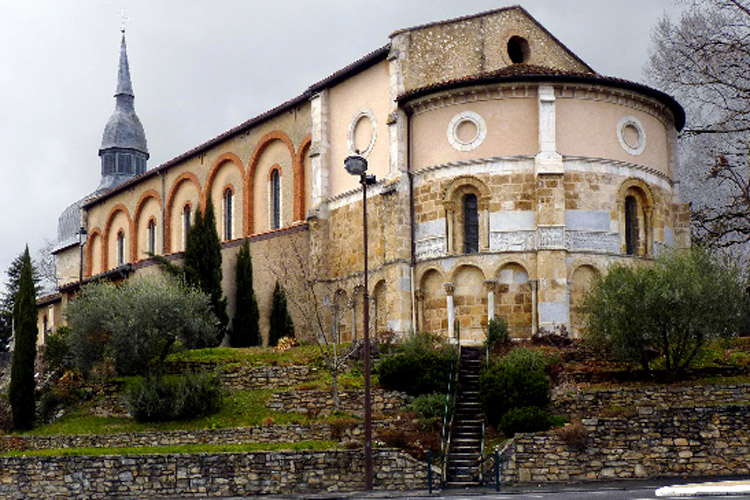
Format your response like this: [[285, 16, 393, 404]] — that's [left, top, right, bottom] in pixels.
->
[[534, 84, 568, 332]]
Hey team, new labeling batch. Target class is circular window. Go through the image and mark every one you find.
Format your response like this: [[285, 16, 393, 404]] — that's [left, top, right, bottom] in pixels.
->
[[348, 109, 377, 157], [447, 111, 487, 152], [616, 116, 646, 155], [507, 36, 530, 64]]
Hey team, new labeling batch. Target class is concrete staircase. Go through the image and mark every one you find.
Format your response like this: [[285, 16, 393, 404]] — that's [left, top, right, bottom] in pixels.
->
[[445, 345, 484, 488]]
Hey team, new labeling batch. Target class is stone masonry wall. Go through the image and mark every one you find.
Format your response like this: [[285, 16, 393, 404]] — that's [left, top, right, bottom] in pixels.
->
[[501, 405, 750, 483], [553, 383, 750, 418], [0, 449, 431, 499], [0, 422, 394, 453], [267, 388, 411, 418], [166, 362, 317, 390]]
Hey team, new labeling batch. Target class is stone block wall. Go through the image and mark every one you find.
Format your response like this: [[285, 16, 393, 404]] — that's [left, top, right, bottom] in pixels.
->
[[500, 405, 750, 483], [0, 421, 395, 453], [553, 383, 750, 418], [267, 388, 411, 418], [166, 361, 318, 390], [0, 449, 431, 499]]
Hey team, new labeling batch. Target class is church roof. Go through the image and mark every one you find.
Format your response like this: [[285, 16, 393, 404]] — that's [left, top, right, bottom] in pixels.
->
[[99, 33, 148, 155]]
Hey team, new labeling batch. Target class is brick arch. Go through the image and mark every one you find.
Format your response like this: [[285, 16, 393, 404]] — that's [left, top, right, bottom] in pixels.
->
[[294, 134, 311, 223], [164, 172, 201, 254], [441, 175, 491, 209], [132, 190, 163, 261], [566, 257, 606, 280], [245, 131, 296, 235], [85, 227, 102, 278], [102, 204, 133, 271], [203, 152, 245, 214]]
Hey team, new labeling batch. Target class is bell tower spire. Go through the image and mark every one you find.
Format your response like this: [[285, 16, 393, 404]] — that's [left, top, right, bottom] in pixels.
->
[[97, 17, 149, 192]]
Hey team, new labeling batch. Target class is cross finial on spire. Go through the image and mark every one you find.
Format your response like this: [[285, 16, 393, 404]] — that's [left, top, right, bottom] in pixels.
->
[[120, 9, 129, 34]]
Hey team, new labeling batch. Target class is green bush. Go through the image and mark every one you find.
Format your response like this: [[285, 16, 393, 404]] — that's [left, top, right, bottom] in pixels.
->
[[43, 327, 72, 373], [66, 277, 220, 376], [411, 392, 449, 421], [486, 317, 509, 348], [584, 248, 749, 374], [126, 371, 224, 422], [498, 406, 550, 437], [479, 348, 551, 426], [377, 335, 454, 396]]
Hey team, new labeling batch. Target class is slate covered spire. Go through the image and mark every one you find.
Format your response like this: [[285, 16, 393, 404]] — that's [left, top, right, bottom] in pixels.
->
[[97, 30, 149, 191]]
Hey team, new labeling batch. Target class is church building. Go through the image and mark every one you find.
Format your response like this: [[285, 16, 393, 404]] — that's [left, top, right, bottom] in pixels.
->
[[38, 7, 690, 345]]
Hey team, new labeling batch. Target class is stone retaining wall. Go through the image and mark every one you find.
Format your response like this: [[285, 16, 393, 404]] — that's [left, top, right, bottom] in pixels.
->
[[500, 405, 750, 483], [0, 422, 392, 452], [0, 449, 431, 499], [267, 388, 411, 417], [167, 361, 317, 390], [553, 383, 750, 418]]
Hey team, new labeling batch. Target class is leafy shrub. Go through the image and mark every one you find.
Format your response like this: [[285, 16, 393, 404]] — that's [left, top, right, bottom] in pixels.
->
[[479, 348, 551, 426], [66, 277, 220, 376], [43, 327, 72, 373], [499, 406, 550, 437], [38, 390, 65, 424], [412, 392, 449, 421], [126, 371, 223, 422], [486, 317, 509, 348], [377, 336, 454, 396], [584, 248, 749, 374]]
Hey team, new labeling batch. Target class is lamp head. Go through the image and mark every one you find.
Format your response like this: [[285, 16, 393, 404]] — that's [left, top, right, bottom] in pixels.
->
[[344, 154, 368, 176]]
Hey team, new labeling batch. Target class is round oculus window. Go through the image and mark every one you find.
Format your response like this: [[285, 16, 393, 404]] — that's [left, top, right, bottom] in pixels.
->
[[347, 109, 377, 157], [616, 116, 646, 155], [447, 111, 487, 152]]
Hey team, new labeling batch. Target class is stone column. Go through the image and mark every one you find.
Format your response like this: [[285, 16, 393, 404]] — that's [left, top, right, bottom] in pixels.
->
[[348, 298, 357, 341], [309, 91, 330, 210], [529, 280, 539, 337], [444, 283, 455, 341], [444, 202, 455, 254], [484, 280, 497, 322], [415, 289, 424, 334]]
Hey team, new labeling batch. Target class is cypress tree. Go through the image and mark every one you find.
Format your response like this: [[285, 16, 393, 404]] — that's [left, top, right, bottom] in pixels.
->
[[268, 281, 294, 347], [8, 247, 38, 430], [231, 241, 260, 347], [184, 200, 228, 343]]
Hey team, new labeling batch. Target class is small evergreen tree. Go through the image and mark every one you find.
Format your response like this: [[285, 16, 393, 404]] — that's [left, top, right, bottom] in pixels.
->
[[1, 252, 42, 351], [8, 247, 38, 430], [230, 241, 260, 347], [268, 281, 294, 347], [184, 200, 228, 343]]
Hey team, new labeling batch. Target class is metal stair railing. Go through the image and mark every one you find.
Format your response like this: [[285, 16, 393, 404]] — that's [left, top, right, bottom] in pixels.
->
[[439, 320, 460, 483]]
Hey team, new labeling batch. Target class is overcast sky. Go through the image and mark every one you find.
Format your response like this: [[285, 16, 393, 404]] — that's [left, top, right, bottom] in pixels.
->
[[0, 0, 683, 294]]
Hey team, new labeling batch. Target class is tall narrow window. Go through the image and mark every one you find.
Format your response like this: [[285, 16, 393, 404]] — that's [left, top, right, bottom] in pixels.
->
[[224, 188, 233, 240], [625, 195, 639, 255], [463, 193, 479, 254], [147, 219, 157, 255], [117, 231, 125, 266], [270, 169, 281, 230], [183, 204, 191, 251]]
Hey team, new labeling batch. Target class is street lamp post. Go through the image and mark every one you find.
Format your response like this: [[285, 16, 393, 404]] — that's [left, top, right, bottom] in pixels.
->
[[344, 154, 376, 490]]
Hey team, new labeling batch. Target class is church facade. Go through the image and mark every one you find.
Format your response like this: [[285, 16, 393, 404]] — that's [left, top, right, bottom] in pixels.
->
[[39, 7, 690, 345]]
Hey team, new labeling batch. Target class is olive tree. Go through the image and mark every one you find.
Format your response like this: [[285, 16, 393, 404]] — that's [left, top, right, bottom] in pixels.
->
[[584, 248, 748, 374], [66, 276, 219, 376]]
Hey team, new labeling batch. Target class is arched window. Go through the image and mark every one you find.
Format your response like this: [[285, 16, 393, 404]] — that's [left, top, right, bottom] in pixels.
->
[[182, 203, 191, 251], [224, 188, 233, 241], [117, 231, 125, 266], [147, 219, 157, 255], [463, 193, 479, 254], [270, 169, 281, 230], [625, 195, 639, 255]]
